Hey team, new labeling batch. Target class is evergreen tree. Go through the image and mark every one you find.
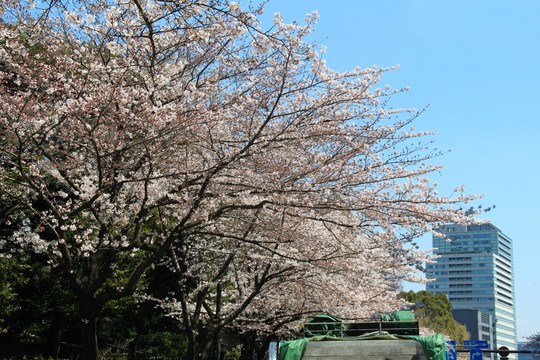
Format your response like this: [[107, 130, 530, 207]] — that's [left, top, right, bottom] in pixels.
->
[[401, 290, 469, 342]]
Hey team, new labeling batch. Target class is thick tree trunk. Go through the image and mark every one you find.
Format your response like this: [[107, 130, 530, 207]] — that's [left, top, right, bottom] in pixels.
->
[[184, 329, 216, 360], [78, 296, 100, 360], [240, 334, 256, 360], [256, 339, 271, 360], [185, 331, 197, 360], [209, 328, 222, 360]]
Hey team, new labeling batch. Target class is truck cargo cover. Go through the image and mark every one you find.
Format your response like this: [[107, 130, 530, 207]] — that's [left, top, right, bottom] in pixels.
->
[[279, 334, 446, 360]]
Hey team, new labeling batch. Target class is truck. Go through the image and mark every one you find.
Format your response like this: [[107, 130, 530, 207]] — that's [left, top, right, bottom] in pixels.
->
[[276, 312, 447, 360]]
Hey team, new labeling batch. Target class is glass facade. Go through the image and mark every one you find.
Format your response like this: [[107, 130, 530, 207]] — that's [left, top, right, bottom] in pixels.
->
[[426, 223, 517, 353]]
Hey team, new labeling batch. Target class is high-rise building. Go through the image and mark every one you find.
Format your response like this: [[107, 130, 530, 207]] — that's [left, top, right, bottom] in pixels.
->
[[426, 223, 517, 352], [452, 309, 494, 345]]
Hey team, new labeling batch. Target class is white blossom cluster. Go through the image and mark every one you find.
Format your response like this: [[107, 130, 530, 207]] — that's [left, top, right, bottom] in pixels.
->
[[0, 0, 482, 349]]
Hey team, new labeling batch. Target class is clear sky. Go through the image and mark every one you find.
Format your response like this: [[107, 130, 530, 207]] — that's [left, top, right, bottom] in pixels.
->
[[252, 0, 540, 341]]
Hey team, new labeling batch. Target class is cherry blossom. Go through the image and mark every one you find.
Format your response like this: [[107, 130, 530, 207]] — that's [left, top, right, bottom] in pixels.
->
[[0, 1, 480, 359]]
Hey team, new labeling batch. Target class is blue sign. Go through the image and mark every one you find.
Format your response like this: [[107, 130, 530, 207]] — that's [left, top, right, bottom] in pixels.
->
[[464, 340, 488, 349], [446, 340, 457, 360], [470, 349, 483, 360]]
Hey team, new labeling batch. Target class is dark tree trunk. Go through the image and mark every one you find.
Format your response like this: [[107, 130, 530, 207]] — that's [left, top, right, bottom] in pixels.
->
[[256, 338, 271, 360], [78, 295, 100, 360], [185, 330, 197, 360], [128, 338, 138, 360], [45, 311, 66, 357], [240, 334, 256, 360], [209, 329, 222, 360]]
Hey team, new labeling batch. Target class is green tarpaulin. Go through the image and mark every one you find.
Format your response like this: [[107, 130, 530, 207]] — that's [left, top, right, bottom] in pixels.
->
[[279, 338, 310, 360], [411, 334, 447, 360], [380, 310, 416, 322], [392, 311, 416, 322], [279, 334, 446, 360]]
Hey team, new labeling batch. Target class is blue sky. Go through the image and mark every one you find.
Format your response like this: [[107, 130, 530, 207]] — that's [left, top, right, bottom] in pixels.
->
[[253, 0, 540, 341]]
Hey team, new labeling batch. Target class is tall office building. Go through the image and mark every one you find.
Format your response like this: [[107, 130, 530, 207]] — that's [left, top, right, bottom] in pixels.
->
[[426, 223, 517, 352], [452, 309, 494, 346]]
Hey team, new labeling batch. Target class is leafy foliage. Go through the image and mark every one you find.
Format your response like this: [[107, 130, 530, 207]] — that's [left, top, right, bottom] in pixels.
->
[[401, 291, 469, 343]]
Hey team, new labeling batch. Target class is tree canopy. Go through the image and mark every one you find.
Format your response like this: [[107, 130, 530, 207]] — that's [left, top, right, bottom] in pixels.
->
[[1, 0, 479, 359], [401, 291, 469, 343], [525, 333, 540, 360]]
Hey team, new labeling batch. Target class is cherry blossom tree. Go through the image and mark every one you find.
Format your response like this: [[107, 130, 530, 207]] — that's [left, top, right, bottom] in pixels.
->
[[154, 216, 431, 359], [1, 0, 479, 359]]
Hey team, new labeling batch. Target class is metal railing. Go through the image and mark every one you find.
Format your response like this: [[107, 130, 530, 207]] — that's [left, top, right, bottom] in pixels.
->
[[304, 320, 420, 338]]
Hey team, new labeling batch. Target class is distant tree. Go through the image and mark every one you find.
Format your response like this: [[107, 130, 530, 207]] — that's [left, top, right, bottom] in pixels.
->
[[525, 333, 540, 359], [401, 291, 469, 342]]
